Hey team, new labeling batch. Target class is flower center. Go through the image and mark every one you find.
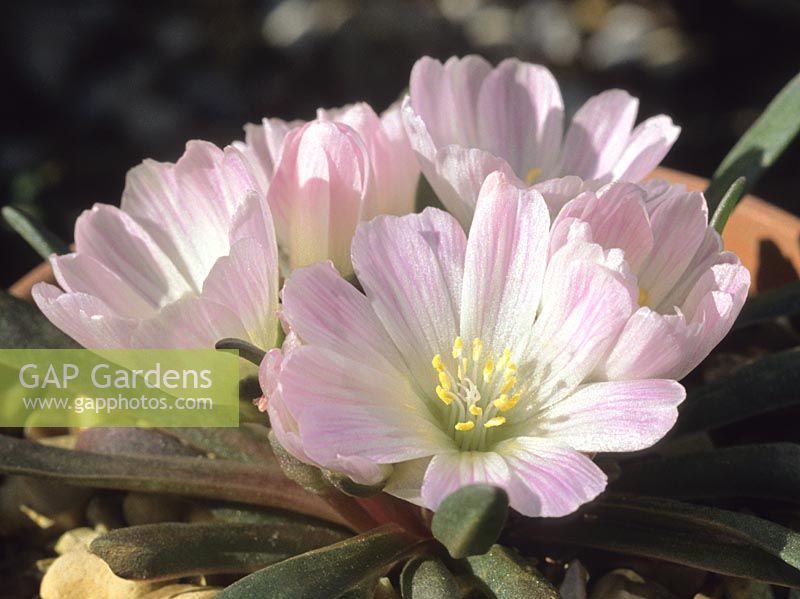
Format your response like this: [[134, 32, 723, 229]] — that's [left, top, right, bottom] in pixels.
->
[[431, 336, 521, 451], [524, 167, 543, 185]]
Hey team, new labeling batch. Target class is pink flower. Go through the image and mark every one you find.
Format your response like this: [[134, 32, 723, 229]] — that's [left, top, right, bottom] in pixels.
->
[[265, 120, 371, 275], [267, 172, 685, 517], [237, 103, 420, 275], [548, 179, 751, 381], [402, 55, 680, 226], [316, 103, 420, 221], [33, 141, 280, 349]]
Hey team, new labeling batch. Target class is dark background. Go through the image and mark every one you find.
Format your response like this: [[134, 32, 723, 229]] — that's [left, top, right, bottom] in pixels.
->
[[3, 0, 800, 287]]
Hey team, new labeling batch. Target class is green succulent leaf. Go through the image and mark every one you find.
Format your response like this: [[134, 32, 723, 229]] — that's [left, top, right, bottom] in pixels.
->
[[710, 176, 746, 234], [734, 280, 800, 329], [0, 290, 79, 349], [157, 424, 274, 464], [0, 434, 342, 524], [465, 545, 559, 598], [612, 443, 800, 504], [215, 524, 425, 599], [673, 348, 800, 436], [90, 520, 349, 581], [705, 71, 800, 213], [509, 495, 800, 587], [431, 484, 508, 559], [2, 205, 70, 260], [400, 557, 459, 599]]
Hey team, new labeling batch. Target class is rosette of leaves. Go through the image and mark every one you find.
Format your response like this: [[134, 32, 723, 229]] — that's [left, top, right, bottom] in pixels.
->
[[3, 73, 800, 599]]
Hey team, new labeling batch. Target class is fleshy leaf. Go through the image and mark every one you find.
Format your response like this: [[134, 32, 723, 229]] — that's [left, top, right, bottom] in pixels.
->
[[734, 280, 800, 329], [673, 349, 800, 436], [705, 71, 800, 213], [2, 205, 70, 259], [400, 557, 459, 599], [431, 484, 508, 559], [0, 435, 343, 525], [90, 520, 349, 580], [215, 524, 425, 599], [0, 291, 79, 349], [509, 495, 800, 587], [613, 444, 800, 504], [157, 424, 274, 464], [465, 545, 559, 598], [709, 176, 745, 234]]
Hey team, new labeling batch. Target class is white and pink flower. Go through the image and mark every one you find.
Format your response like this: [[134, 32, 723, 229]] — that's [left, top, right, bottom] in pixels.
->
[[238, 102, 419, 276], [266, 172, 687, 517], [546, 179, 750, 381], [402, 55, 680, 226], [33, 141, 280, 349]]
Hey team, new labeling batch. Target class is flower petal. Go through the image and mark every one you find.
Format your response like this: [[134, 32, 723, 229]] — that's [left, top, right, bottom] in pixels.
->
[[495, 437, 607, 517], [32, 283, 137, 348], [460, 172, 550, 356], [267, 121, 370, 274], [132, 296, 248, 348], [533, 379, 685, 452], [279, 346, 451, 471], [319, 102, 419, 220], [638, 191, 708, 310], [558, 90, 638, 180], [611, 115, 681, 182], [420, 450, 511, 511], [602, 307, 684, 380], [432, 144, 517, 228], [74, 204, 192, 306], [50, 253, 156, 319], [383, 457, 432, 507], [281, 261, 406, 377], [551, 182, 654, 272], [266, 384, 312, 464], [409, 55, 492, 148], [670, 261, 750, 379], [525, 238, 636, 399], [533, 175, 586, 219], [351, 208, 467, 391], [402, 96, 514, 228], [121, 141, 257, 288], [233, 117, 298, 192], [378, 101, 421, 214], [202, 237, 279, 350], [476, 58, 564, 176]]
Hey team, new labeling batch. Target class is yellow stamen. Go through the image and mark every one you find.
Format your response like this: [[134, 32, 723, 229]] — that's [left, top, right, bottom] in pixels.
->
[[469, 405, 483, 416], [496, 348, 511, 371], [484, 416, 506, 428], [472, 338, 483, 362], [432, 354, 444, 372], [483, 358, 495, 383], [452, 337, 464, 359], [493, 392, 520, 412], [438, 371, 452, 392], [501, 376, 517, 394], [525, 167, 543, 185], [505, 361, 517, 374], [455, 421, 475, 432], [638, 287, 649, 306], [436, 386, 454, 405]]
